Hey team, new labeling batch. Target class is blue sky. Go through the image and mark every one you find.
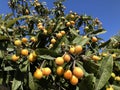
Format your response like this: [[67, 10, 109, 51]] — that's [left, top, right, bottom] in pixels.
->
[[0, 0, 120, 40]]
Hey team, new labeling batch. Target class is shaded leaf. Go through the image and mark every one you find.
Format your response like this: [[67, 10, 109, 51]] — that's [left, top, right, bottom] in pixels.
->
[[36, 48, 60, 57], [12, 78, 21, 90], [112, 85, 120, 90], [83, 60, 100, 75], [99, 39, 111, 48], [91, 29, 106, 35], [78, 74, 96, 90], [95, 56, 113, 90]]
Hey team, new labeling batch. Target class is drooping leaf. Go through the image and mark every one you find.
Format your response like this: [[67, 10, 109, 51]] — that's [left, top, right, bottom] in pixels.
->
[[70, 28, 79, 37], [112, 85, 120, 90], [4, 66, 15, 71], [36, 48, 60, 57], [38, 55, 55, 60], [5, 15, 33, 28], [95, 56, 113, 90], [29, 72, 37, 90], [12, 78, 22, 90], [52, 35, 69, 53], [91, 29, 106, 35], [72, 36, 89, 46], [99, 39, 111, 48], [83, 60, 100, 75], [78, 74, 96, 90]]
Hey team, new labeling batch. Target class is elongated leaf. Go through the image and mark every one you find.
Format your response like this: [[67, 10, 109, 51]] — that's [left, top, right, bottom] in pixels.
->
[[83, 60, 100, 75], [91, 29, 106, 35], [95, 56, 113, 90], [5, 15, 32, 28], [72, 36, 89, 46], [70, 28, 79, 36], [0, 50, 3, 59], [112, 85, 120, 90], [52, 35, 69, 53], [29, 72, 37, 90], [12, 78, 21, 90], [4, 66, 15, 71], [78, 74, 96, 90], [99, 39, 111, 48], [106, 49, 120, 53], [36, 48, 60, 57], [38, 55, 55, 60]]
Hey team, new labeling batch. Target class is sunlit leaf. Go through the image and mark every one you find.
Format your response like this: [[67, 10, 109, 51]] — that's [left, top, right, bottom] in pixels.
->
[[95, 56, 113, 90]]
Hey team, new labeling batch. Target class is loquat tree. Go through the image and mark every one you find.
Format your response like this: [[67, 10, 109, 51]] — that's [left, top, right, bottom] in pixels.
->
[[0, 0, 120, 90]]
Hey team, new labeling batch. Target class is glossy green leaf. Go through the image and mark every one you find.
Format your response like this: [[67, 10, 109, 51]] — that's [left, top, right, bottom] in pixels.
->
[[12, 78, 22, 90], [72, 36, 89, 45], [29, 72, 37, 90], [95, 56, 113, 90], [70, 28, 79, 36], [112, 85, 120, 90], [5, 15, 33, 28], [91, 29, 106, 35], [38, 55, 55, 60], [36, 48, 60, 57]]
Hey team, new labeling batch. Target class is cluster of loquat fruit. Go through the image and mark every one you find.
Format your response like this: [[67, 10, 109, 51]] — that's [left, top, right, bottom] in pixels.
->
[[11, 36, 37, 62], [55, 45, 84, 85]]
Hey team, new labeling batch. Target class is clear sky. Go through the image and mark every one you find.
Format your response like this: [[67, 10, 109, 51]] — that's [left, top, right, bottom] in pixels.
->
[[0, 0, 120, 40]]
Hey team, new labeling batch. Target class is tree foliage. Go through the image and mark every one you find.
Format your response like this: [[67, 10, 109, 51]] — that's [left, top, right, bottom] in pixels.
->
[[0, 0, 120, 90]]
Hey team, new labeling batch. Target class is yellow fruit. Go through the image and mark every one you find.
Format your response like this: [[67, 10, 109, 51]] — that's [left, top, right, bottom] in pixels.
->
[[69, 47, 75, 54], [111, 73, 116, 78], [51, 38, 56, 44], [34, 68, 43, 79], [32, 51, 37, 57], [38, 25, 44, 30], [37, 23, 42, 26], [66, 22, 71, 26], [115, 76, 120, 81], [112, 54, 116, 58], [70, 75, 78, 85], [83, 35, 88, 39], [11, 55, 19, 62], [70, 14, 75, 19], [84, 26, 89, 30], [56, 32, 62, 39], [49, 44, 53, 48], [102, 53, 108, 57], [21, 49, 29, 56], [60, 30, 65, 35], [92, 37, 98, 42], [73, 67, 84, 79], [92, 55, 101, 61], [74, 45, 83, 54], [64, 70, 72, 80], [42, 67, 51, 76], [28, 53, 36, 62], [14, 39, 21, 46], [30, 37, 37, 42], [22, 37, 28, 43], [43, 29, 47, 35], [63, 53, 71, 62], [70, 21, 75, 25], [56, 66, 64, 76], [55, 57, 64, 66], [106, 87, 114, 90]]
